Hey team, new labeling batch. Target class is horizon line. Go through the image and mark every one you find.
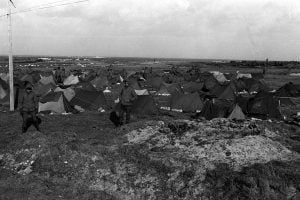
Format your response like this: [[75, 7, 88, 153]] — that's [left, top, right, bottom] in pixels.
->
[[0, 54, 298, 62]]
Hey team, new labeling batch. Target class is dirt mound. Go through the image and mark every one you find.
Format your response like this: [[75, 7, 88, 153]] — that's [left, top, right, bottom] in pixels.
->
[[205, 161, 300, 200], [0, 115, 300, 199], [88, 119, 300, 199]]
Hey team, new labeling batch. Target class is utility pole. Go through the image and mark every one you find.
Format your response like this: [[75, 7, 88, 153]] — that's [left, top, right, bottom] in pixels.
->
[[7, 0, 14, 111], [1, 0, 87, 112]]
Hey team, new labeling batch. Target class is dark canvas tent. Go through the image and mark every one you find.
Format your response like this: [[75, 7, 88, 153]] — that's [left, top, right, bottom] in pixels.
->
[[33, 82, 55, 97], [156, 85, 171, 96], [145, 76, 164, 90], [131, 95, 158, 115], [210, 84, 228, 98], [162, 83, 183, 94], [199, 72, 219, 91], [115, 95, 158, 115], [218, 83, 237, 101], [39, 91, 74, 114], [156, 83, 182, 96], [236, 94, 252, 114], [275, 82, 300, 97], [248, 92, 282, 120], [90, 76, 109, 91], [224, 73, 235, 81], [239, 77, 270, 93], [251, 73, 264, 80], [249, 79, 270, 93], [170, 92, 203, 112], [278, 97, 296, 106], [74, 82, 97, 92], [20, 74, 35, 84], [128, 79, 142, 90], [200, 99, 233, 120], [83, 71, 97, 82], [70, 89, 107, 110], [182, 82, 204, 93]]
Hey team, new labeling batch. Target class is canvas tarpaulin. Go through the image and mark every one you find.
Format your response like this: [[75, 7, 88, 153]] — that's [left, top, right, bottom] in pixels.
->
[[64, 75, 79, 85], [170, 92, 203, 112], [228, 104, 246, 120], [70, 89, 107, 110], [39, 91, 74, 114]]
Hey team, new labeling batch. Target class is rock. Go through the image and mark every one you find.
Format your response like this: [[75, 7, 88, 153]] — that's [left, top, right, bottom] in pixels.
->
[[18, 166, 33, 175], [286, 185, 297, 200]]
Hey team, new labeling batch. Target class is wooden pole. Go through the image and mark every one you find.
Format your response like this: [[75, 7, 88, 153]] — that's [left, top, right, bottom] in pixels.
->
[[8, 0, 14, 111]]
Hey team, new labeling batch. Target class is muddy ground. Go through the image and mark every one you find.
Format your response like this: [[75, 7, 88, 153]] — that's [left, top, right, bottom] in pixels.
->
[[0, 110, 300, 200]]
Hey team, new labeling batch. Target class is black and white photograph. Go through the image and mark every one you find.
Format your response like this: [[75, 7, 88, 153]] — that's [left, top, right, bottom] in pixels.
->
[[0, 0, 300, 199]]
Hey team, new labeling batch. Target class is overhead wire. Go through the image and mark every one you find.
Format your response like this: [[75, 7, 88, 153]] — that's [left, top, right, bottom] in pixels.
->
[[1, 0, 66, 16], [0, 0, 89, 18], [14, 0, 81, 12]]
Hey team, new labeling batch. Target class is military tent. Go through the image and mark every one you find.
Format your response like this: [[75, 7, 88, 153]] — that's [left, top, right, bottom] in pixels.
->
[[135, 89, 149, 96], [170, 92, 203, 112], [211, 71, 228, 84], [223, 73, 235, 81], [251, 73, 264, 80], [90, 76, 109, 91], [249, 79, 270, 94], [182, 82, 204, 93], [0, 93, 9, 105], [39, 91, 74, 114], [54, 87, 76, 101], [131, 95, 158, 115], [74, 82, 97, 92], [199, 72, 219, 91], [278, 97, 296, 106], [116, 95, 158, 115], [145, 76, 164, 90], [128, 79, 142, 90], [228, 104, 246, 120], [156, 85, 171, 96], [0, 78, 9, 105], [20, 74, 34, 84], [83, 71, 97, 82], [126, 71, 136, 79], [0, 79, 8, 99], [238, 77, 270, 94], [200, 99, 233, 120], [33, 83, 55, 97], [275, 82, 300, 97], [237, 73, 251, 79], [236, 94, 252, 114], [64, 75, 80, 85], [39, 75, 56, 85], [163, 83, 182, 94], [210, 84, 228, 98], [70, 89, 107, 110], [248, 92, 282, 120], [0, 73, 8, 82], [218, 83, 237, 101], [155, 83, 181, 96], [0, 84, 7, 99]]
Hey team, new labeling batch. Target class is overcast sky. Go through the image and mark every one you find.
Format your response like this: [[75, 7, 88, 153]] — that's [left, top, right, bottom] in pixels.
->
[[0, 0, 299, 60]]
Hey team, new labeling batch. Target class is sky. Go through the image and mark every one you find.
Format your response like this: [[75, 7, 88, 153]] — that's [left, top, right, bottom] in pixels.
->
[[0, 0, 300, 60]]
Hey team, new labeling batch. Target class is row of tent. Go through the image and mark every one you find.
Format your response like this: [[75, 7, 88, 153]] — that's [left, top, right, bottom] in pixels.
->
[[0, 69, 300, 121]]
